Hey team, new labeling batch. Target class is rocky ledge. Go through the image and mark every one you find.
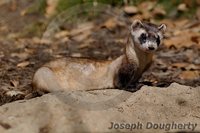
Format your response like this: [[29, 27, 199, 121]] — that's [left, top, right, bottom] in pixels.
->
[[0, 83, 200, 133]]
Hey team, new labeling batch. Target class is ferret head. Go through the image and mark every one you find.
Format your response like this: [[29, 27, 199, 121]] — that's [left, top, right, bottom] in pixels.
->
[[130, 20, 166, 53]]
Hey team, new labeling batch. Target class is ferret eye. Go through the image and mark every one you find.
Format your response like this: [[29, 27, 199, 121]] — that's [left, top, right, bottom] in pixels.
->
[[141, 33, 146, 40], [156, 36, 160, 45], [139, 33, 147, 44]]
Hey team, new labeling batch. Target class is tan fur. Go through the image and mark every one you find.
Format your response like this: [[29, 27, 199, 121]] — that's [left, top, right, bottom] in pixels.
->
[[31, 20, 166, 95]]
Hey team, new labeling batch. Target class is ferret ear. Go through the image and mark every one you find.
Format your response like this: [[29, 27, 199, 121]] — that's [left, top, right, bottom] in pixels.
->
[[131, 20, 143, 31], [158, 24, 166, 35]]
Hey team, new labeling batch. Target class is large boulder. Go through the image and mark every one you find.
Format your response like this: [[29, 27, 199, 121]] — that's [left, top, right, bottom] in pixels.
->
[[0, 83, 200, 133]]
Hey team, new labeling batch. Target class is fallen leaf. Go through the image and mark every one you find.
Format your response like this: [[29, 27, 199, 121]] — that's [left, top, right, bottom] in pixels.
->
[[141, 9, 154, 20], [182, 19, 200, 29], [178, 3, 188, 11], [32, 36, 41, 44], [6, 90, 24, 96], [114, 39, 126, 44], [11, 52, 29, 60], [0, 86, 9, 91], [62, 37, 69, 43], [159, 19, 174, 28], [138, 1, 157, 11], [77, 43, 90, 49], [54, 31, 69, 38], [180, 71, 199, 79], [20, 9, 27, 16], [172, 63, 188, 68], [9, 4, 17, 11], [72, 30, 91, 42], [41, 38, 52, 45], [95, 19, 117, 30], [123, 6, 138, 14], [77, 38, 96, 49], [43, 49, 53, 54], [196, 7, 200, 20], [45, 0, 59, 18], [185, 64, 200, 70], [191, 36, 199, 44], [17, 61, 30, 67], [184, 0, 193, 7], [163, 34, 197, 49], [10, 80, 19, 87], [71, 53, 81, 57], [174, 19, 189, 28], [153, 7, 166, 16], [25, 48, 36, 54], [69, 22, 94, 36], [130, 14, 144, 22], [197, 0, 200, 5], [7, 33, 20, 39], [163, 38, 182, 49]]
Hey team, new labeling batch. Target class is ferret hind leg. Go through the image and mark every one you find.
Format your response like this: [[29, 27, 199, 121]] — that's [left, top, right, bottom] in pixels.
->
[[26, 67, 62, 99]]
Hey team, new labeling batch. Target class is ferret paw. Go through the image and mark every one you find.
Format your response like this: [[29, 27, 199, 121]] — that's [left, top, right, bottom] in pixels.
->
[[124, 83, 144, 92]]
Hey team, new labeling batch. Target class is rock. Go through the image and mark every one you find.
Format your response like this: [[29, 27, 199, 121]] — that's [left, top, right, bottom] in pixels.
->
[[0, 83, 200, 133]]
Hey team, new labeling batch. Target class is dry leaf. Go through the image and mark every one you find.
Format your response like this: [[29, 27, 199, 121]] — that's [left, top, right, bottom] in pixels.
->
[[54, 31, 69, 38], [41, 38, 52, 45], [9, 4, 17, 11], [32, 37, 41, 44], [11, 52, 29, 60], [197, 0, 200, 5], [172, 63, 188, 68], [7, 33, 20, 39], [163, 38, 182, 49], [69, 22, 94, 36], [78, 43, 90, 49], [159, 19, 174, 28], [25, 48, 36, 54], [182, 19, 200, 29], [180, 71, 199, 79], [96, 19, 117, 30], [21, 9, 27, 16], [10, 80, 19, 87], [196, 7, 200, 20], [45, 0, 59, 18], [62, 37, 69, 43], [174, 19, 189, 28], [43, 49, 53, 54], [6, 90, 24, 96], [71, 53, 81, 57], [178, 3, 188, 11], [123, 6, 138, 14], [191, 36, 199, 44], [114, 39, 126, 44], [153, 7, 166, 16], [185, 64, 200, 70], [72, 30, 91, 42], [77, 38, 95, 49], [184, 0, 192, 7], [130, 14, 144, 22], [138, 1, 157, 11], [17, 61, 30, 67], [141, 9, 154, 20]]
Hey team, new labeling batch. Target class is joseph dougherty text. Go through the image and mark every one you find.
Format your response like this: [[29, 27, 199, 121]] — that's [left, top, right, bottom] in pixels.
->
[[108, 122, 198, 131]]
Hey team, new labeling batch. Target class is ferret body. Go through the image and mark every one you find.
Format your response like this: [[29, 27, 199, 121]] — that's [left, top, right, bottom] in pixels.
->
[[32, 20, 166, 95]]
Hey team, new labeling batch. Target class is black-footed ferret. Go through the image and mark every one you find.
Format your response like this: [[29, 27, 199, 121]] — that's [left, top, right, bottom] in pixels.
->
[[31, 20, 166, 95]]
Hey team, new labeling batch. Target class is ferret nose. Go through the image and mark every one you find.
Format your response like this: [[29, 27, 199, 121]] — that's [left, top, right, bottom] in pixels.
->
[[148, 46, 155, 50]]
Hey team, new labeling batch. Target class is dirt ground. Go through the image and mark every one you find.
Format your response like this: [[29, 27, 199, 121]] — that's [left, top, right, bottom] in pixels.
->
[[0, 1, 200, 106]]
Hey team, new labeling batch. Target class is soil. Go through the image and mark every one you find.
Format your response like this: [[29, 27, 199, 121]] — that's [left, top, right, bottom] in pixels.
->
[[0, 1, 200, 106]]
